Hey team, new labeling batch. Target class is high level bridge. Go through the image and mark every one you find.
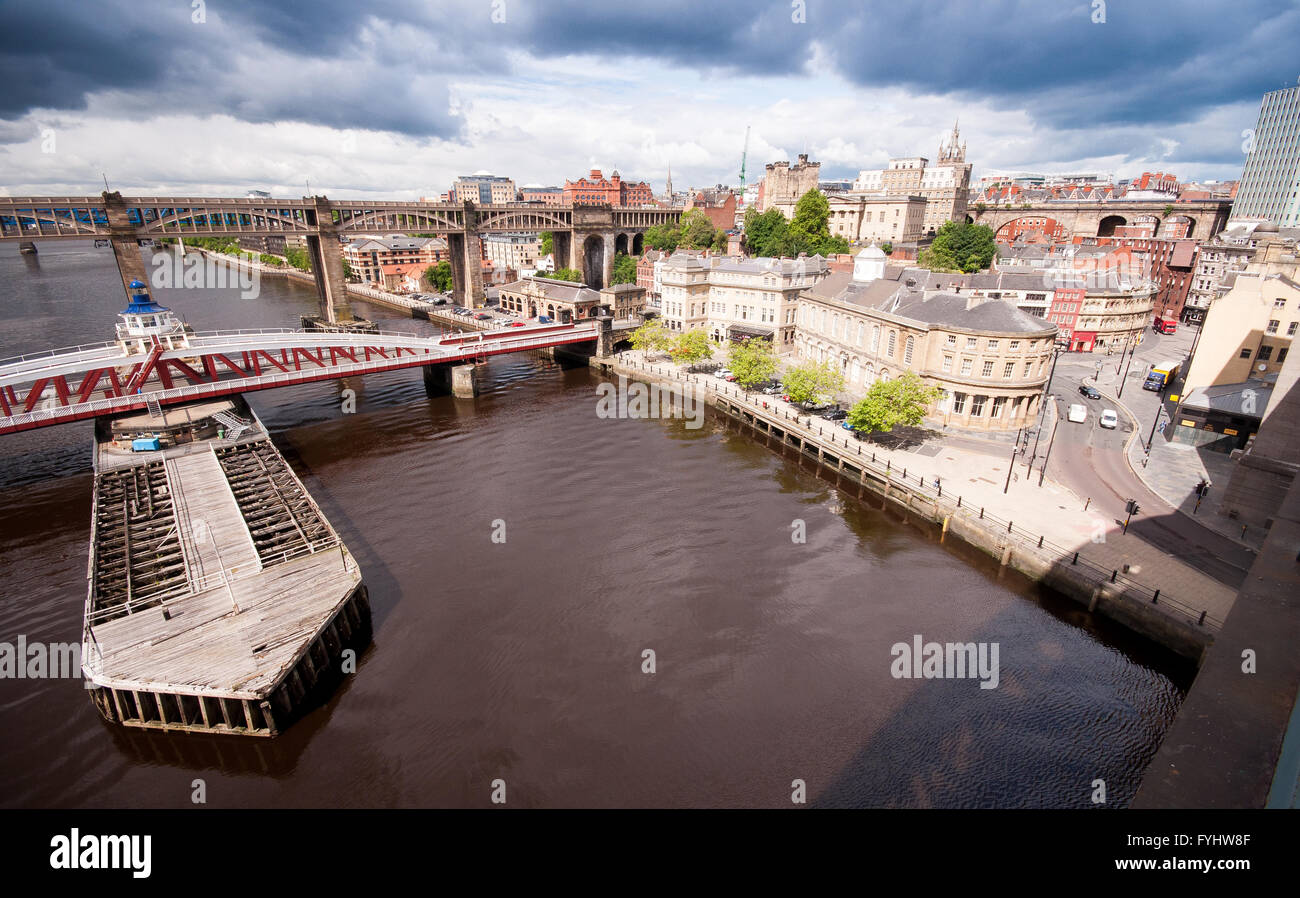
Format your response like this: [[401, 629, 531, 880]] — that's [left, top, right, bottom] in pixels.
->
[[0, 192, 683, 323], [0, 280, 613, 437]]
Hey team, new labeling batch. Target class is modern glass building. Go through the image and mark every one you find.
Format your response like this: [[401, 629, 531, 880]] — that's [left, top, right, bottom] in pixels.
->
[[1234, 81, 1300, 227]]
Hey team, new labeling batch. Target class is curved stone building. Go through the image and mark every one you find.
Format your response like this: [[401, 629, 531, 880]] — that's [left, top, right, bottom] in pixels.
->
[[794, 247, 1058, 432]]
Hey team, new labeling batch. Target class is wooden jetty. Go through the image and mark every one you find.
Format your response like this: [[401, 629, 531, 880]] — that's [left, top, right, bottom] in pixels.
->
[[81, 396, 370, 736]]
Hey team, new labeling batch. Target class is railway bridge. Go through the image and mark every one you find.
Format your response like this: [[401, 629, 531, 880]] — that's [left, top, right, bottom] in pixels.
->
[[0, 192, 682, 323]]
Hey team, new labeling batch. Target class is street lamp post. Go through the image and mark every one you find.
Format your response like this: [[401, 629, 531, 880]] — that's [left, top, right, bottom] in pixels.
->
[[1004, 427, 1023, 494], [1029, 340, 1067, 465], [1146, 380, 1169, 453], [1116, 337, 1138, 398], [1038, 419, 1060, 487]]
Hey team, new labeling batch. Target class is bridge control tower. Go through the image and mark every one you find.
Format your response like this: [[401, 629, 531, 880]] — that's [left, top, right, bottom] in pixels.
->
[[114, 279, 191, 355]]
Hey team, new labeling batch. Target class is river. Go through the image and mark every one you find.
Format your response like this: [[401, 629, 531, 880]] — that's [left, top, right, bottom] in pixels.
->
[[0, 242, 1191, 807]]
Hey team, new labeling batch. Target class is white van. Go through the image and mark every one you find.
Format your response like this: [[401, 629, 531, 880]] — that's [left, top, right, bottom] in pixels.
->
[[1067, 404, 1087, 424]]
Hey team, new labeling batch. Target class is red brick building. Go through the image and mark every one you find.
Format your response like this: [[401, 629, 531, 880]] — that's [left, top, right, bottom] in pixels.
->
[[685, 188, 738, 230], [1049, 287, 1087, 350], [1117, 237, 1197, 322], [564, 169, 654, 206]]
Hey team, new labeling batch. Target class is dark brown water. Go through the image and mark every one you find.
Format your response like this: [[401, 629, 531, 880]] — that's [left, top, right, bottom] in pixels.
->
[[0, 243, 1191, 807]]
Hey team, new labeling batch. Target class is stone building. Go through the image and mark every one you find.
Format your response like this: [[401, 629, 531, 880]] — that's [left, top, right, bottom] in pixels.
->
[[497, 275, 606, 322], [758, 153, 821, 215], [658, 251, 829, 352], [452, 172, 517, 205], [483, 232, 541, 274], [599, 283, 647, 320], [1175, 223, 1300, 451], [827, 194, 927, 245], [793, 247, 1057, 433], [342, 235, 447, 289], [851, 123, 973, 235]]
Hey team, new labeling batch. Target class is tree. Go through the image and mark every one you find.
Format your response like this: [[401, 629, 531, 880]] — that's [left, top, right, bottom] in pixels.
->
[[285, 246, 312, 272], [781, 360, 845, 405], [712, 229, 729, 254], [630, 319, 673, 355], [846, 372, 942, 435], [424, 260, 453, 291], [789, 189, 831, 247], [917, 220, 996, 273], [540, 231, 553, 255], [537, 267, 584, 282], [881, 242, 893, 255], [679, 209, 717, 249], [669, 329, 714, 364], [727, 338, 778, 389], [643, 222, 680, 253], [742, 207, 789, 257], [610, 253, 637, 285]]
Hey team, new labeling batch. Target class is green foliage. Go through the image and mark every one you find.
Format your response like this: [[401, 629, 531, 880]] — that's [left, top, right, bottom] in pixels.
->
[[974, 203, 987, 214], [712, 229, 729, 253], [846, 372, 942, 435], [540, 231, 553, 255], [668, 329, 714, 364], [630, 319, 673, 355], [644, 209, 726, 255], [610, 253, 637, 285], [187, 236, 243, 255], [537, 267, 584, 282], [726, 338, 778, 389], [917, 220, 996, 273], [284, 246, 312, 272], [424, 260, 453, 291], [643, 222, 679, 253], [342, 259, 353, 280], [258, 253, 283, 266], [743, 190, 844, 258], [1162, 204, 1175, 217], [781, 360, 845, 405], [880, 242, 893, 255]]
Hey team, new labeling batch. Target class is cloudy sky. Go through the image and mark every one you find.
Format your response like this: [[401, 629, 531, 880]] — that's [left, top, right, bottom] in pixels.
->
[[1, 0, 1297, 199]]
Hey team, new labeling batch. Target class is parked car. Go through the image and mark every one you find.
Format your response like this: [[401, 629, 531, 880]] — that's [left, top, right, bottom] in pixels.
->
[[474, 312, 492, 320], [713, 368, 733, 379], [820, 407, 848, 421], [1067, 404, 1087, 424], [537, 315, 553, 323], [1099, 409, 1119, 429], [798, 400, 831, 413], [1078, 384, 1101, 400], [507, 321, 526, 328], [433, 298, 448, 305]]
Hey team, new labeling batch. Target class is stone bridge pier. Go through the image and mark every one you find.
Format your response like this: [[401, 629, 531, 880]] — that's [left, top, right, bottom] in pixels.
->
[[103, 191, 151, 301], [304, 196, 354, 324], [447, 230, 486, 308]]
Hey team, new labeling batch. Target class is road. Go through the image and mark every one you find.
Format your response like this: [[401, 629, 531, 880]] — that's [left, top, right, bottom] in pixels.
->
[[1035, 329, 1256, 589]]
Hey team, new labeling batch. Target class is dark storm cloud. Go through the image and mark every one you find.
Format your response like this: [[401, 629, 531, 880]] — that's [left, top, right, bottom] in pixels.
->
[[2, 0, 1297, 136]]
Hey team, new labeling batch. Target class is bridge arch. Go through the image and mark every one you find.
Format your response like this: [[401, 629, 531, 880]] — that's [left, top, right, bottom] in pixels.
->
[[632, 233, 645, 255], [1097, 214, 1127, 237], [614, 233, 629, 256]]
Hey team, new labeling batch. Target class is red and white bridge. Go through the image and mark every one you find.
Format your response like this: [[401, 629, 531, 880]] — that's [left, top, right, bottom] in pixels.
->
[[0, 321, 599, 436]]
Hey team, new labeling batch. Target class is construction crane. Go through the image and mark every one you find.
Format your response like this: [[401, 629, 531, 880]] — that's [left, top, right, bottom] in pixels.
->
[[738, 125, 751, 192]]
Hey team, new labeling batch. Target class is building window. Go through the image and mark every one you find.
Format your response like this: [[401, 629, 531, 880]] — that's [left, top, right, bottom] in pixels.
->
[[1240, 347, 1252, 359], [1009, 340, 1020, 351], [857, 322, 864, 345], [1289, 322, 1298, 336], [960, 358, 973, 376], [1267, 319, 1280, 334], [1003, 362, 1015, 378], [871, 326, 880, 352], [887, 330, 897, 357], [1259, 345, 1274, 361], [1280, 347, 1290, 363], [946, 334, 956, 347], [991, 396, 1006, 418], [987, 339, 999, 350], [942, 355, 953, 373], [952, 392, 967, 414], [971, 395, 987, 416], [982, 360, 994, 377], [904, 336, 914, 364], [1275, 298, 1286, 308], [966, 337, 977, 349]]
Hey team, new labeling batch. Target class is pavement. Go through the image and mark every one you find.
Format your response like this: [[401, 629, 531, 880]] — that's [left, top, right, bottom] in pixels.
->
[[616, 348, 1240, 630]]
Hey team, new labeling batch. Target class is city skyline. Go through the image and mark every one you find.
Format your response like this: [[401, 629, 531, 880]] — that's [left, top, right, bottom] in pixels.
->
[[2, 0, 1298, 198]]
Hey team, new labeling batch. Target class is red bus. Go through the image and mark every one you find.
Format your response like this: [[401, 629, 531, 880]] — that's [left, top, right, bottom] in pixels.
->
[[1153, 316, 1177, 335]]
